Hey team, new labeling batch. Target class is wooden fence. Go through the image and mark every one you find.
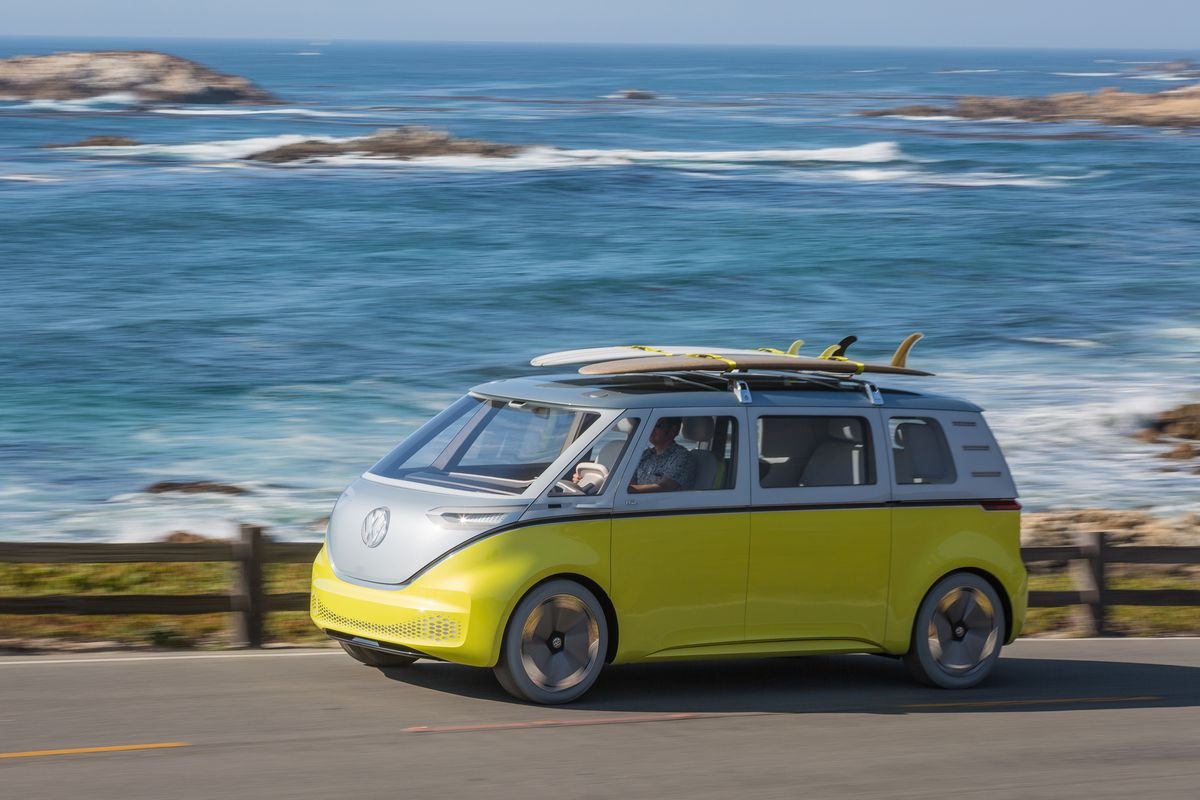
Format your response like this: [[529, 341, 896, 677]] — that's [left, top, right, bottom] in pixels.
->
[[0, 526, 319, 647], [0, 529, 1197, 643]]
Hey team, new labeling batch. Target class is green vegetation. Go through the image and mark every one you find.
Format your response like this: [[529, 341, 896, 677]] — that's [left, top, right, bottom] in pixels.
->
[[0, 560, 1195, 649], [0, 561, 326, 648]]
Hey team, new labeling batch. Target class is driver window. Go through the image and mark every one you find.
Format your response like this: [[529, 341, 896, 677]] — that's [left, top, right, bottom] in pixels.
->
[[549, 417, 641, 496]]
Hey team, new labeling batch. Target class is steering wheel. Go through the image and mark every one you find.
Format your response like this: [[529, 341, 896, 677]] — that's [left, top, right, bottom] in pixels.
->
[[553, 480, 588, 496]]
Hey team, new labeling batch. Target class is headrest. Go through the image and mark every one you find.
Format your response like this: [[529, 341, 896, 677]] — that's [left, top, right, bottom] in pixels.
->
[[616, 418, 639, 433], [827, 417, 863, 443], [681, 416, 715, 444]]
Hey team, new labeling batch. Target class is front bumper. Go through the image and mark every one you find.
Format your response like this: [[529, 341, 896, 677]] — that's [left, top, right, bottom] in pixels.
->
[[310, 546, 484, 664]]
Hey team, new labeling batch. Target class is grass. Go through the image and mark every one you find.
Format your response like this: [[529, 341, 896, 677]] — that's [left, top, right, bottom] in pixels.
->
[[0, 561, 328, 648], [1, 560, 1196, 649]]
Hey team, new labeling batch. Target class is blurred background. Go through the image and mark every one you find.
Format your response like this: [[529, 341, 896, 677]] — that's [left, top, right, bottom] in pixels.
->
[[3, 39, 1198, 548]]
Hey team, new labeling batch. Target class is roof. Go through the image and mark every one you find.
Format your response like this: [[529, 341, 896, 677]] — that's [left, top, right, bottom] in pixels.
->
[[470, 372, 983, 413]]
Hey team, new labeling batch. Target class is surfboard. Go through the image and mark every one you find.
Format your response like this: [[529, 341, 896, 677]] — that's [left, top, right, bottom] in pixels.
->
[[532, 342, 804, 368], [578, 353, 933, 377]]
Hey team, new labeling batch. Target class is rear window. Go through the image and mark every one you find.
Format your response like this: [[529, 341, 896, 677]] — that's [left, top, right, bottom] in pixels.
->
[[889, 417, 956, 485]]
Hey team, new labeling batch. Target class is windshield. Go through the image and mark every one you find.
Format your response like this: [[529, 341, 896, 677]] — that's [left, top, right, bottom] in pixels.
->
[[369, 395, 601, 495]]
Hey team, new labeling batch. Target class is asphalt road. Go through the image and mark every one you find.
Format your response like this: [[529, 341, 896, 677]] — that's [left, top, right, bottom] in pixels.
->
[[2, 639, 1198, 799]]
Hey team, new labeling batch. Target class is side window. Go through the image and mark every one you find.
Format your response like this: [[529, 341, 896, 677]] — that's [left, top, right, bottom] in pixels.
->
[[551, 417, 641, 496], [890, 417, 956, 485], [758, 416, 875, 488], [628, 415, 738, 493]]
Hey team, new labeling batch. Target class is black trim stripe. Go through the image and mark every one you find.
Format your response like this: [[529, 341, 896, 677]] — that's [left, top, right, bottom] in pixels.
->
[[382, 498, 1018, 586]]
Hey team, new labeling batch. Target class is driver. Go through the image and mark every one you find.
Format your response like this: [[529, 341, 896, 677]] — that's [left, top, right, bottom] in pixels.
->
[[628, 417, 696, 493]]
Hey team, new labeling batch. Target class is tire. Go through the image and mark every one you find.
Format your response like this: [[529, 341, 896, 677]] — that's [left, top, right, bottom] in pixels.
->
[[339, 641, 418, 668], [903, 572, 1006, 689], [493, 579, 608, 705]]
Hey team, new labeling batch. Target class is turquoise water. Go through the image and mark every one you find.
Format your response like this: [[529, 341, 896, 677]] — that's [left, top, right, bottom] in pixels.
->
[[2, 39, 1198, 541]]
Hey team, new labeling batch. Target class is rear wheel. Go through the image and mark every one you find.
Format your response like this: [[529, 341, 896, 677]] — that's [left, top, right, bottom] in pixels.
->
[[339, 641, 418, 668], [493, 579, 607, 704], [903, 572, 1005, 689]]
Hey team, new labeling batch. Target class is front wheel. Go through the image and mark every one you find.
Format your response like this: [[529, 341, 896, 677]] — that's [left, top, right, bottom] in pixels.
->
[[903, 572, 1005, 689], [339, 641, 418, 668], [493, 579, 608, 704]]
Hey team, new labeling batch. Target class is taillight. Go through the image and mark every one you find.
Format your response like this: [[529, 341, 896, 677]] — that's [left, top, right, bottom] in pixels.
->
[[980, 499, 1022, 511]]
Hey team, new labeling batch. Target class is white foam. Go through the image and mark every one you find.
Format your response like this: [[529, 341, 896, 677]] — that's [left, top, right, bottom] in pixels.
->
[[1052, 72, 1122, 77], [0, 174, 61, 183], [833, 168, 1101, 189], [886, 114, 963, 122], [65, 134, 337, 161], [1129, 73, 1196, 82], [4, 92, 141, 112], [938, 69, 1000, 74], [554, 141, 908, 164], [1017, 336, 1104, 349], [150, 107, 362, 118]]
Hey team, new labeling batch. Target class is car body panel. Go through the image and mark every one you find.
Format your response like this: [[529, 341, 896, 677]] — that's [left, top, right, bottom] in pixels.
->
[[884, 505, 1027, 651]]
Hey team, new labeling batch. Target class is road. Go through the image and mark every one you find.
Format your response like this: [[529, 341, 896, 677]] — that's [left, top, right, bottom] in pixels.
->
[[1, 639, 1197, 799]]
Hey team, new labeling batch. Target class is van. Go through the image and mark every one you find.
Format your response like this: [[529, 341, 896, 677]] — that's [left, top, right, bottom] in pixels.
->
[[310, 351, 1026, 704]]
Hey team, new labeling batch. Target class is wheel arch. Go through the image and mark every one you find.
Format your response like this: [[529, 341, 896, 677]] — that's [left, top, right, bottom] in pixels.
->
[[910, 567, 1015, 648], [518, 572, 620, 664]]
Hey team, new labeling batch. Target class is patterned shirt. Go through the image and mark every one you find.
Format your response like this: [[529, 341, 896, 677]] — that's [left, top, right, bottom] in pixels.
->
[[633, 443, 696, 490]]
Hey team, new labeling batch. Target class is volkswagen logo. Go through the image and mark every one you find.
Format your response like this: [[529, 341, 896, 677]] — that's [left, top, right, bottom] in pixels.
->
[[361, 507, 390, 548]]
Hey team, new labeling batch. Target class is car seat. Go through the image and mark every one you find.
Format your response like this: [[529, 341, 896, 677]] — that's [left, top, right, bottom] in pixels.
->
[[680, 417, 717, 490], [798, 418, 866, 486]]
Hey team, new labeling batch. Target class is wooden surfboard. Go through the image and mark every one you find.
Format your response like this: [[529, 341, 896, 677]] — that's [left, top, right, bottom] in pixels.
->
[[531, 344, 802, 367], [578, 353, 933, 376]]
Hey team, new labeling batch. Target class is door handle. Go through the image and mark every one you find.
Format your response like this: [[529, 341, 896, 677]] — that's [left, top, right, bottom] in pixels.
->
[[574, 503, 608, 510]]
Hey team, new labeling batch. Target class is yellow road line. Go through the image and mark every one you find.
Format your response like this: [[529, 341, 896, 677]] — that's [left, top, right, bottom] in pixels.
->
[[903, 695, 1163, 710], [0, 742, 189, 760]]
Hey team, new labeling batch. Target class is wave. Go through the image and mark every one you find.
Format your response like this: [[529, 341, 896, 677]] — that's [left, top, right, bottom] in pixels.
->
[[61, 134, 340, 161], [0, 174, 61, 183], [834, 167, 1102, 188], [937, 69, 1000, 74], [1, 92, 141, 112], [1052, 72, 1122, 77], [1016, 336, 1104, 349], [150, 107, 366, 118], [60, 134, 912, 171]]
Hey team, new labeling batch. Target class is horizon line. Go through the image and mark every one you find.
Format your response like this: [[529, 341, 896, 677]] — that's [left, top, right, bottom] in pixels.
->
[[0, 34, 1197, 54]]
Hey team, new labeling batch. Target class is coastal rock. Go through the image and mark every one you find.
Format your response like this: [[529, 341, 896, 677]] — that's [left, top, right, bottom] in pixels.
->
[[143, 481, 248, 496], [245, 127, 524, 163], [1022, 509, 1200, 548], [45, 135, 141, 148], [615, 89, 657, 100], [862, 84, 1200, 127], [1141, 402, 1200, 442], [0, 50, 278, 104]]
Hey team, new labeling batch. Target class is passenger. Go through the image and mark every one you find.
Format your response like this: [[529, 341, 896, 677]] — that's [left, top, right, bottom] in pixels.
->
[[629, 417, 696, 493]]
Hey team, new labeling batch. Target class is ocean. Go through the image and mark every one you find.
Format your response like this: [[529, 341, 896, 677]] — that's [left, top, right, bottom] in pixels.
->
[[1, 39, 1198, 542]]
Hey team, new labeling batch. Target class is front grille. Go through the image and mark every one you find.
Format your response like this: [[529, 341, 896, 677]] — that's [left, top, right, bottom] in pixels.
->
[[311, 595, 462, 644]]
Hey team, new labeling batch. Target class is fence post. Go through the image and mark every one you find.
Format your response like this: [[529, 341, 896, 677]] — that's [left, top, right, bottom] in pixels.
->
[[234, 524, 265, 647], [1075, 531, 1108, 636]]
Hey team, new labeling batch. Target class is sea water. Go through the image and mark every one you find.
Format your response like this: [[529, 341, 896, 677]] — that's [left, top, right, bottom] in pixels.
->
[[1, 39, 1198, 541]]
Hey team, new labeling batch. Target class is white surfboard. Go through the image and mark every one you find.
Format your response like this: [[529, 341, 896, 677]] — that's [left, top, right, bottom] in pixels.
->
[[532, 341, 804, 367]]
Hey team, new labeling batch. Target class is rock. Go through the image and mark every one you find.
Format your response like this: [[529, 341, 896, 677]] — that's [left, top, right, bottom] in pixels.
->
[[1141, 402, 1200, 442], [161, 531, 224, 543], [1133, 59, 1200, 76], [1159, 443, 1200, 460], [143, 481, 248, 496], [246, 126, 524, 163], [44, 135, 141, 148], [616, 89, 657, 100], [1022, 509, 1200, 548], [862, 84, 1200, 128], [0, 50, 278, 104]]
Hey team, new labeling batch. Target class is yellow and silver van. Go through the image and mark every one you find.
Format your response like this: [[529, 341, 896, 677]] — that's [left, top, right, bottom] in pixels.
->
[[311, 366, 1026, 704]]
